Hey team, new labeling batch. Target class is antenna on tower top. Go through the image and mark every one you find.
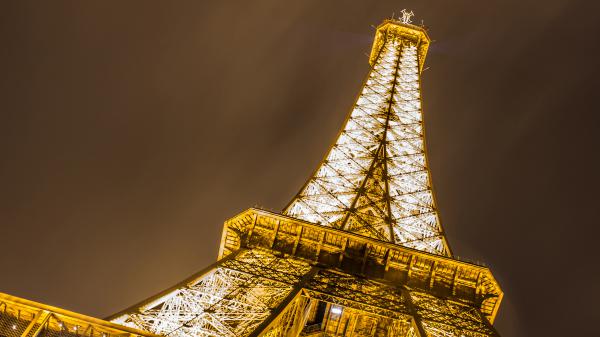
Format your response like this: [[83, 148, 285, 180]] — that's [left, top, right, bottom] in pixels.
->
[[400, 9, 415, 24]]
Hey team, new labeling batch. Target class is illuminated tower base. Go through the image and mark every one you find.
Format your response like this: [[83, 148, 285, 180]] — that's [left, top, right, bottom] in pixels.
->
[[109, 209, 502, 337]]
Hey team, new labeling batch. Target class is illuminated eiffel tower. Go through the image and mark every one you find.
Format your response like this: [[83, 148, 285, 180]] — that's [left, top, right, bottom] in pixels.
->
[[0, 12, 502, 337]]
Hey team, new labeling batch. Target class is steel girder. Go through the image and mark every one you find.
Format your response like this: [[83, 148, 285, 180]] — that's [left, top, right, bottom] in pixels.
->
[[110, 249, 313, 337]]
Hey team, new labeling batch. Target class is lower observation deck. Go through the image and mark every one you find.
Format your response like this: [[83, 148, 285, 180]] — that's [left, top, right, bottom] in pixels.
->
[[107, 208, 502, 337], [220, 208, 502, 323], [0, 207, 503, 337]]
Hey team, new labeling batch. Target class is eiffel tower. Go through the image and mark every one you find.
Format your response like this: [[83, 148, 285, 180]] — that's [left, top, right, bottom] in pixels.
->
[[0, 14, 502, 337]]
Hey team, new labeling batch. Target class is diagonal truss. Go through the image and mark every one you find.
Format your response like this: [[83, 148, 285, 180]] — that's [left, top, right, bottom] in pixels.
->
[[1, 240, 501, 337], [107, 247, 499, 337], [110, 249, 314, 337], [284, 22, 450, 256]]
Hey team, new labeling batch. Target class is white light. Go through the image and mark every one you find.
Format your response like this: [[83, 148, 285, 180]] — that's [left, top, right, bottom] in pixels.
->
[[330, 306, 342, 315], [12, 325, 17, 330]]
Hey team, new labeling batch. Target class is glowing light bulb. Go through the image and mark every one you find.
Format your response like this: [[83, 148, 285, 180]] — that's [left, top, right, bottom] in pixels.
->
[[330, 306, 342, 315]]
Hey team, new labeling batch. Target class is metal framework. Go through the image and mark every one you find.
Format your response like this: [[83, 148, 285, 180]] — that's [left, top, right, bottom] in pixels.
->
[[0, 15, 503, 337], [104, 18, 502, 337], [108, 208, 502, 336], [284, 20, 449, 256], [0, 293, 155, 337]]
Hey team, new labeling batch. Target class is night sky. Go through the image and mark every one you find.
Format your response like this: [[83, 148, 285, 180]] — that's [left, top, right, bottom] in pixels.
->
[[1, 1, 599, 336]]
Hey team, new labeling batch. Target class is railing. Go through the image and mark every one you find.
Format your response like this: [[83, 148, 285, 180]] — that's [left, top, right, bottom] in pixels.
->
[[0, 293, 157, 337]]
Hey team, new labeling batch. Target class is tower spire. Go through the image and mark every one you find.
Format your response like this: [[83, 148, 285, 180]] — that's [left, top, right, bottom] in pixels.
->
[[400, 9, 415, 24], [285, 19, 451, 256]]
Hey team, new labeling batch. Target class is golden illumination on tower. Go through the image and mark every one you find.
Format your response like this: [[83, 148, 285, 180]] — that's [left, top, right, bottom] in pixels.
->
[[0, 12, 503, 337], [106, 14, 503, 337], [285, 17, 449, 256]]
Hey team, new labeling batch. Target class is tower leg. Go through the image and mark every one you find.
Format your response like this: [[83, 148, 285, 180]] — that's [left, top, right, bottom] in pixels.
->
[[248, 268, 319, 337], [110, 249, 314, 337]]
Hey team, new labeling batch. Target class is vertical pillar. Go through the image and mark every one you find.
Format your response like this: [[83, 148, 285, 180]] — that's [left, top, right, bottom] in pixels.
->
[[247, 268, 319, 337], [400, 288, 428, 337]]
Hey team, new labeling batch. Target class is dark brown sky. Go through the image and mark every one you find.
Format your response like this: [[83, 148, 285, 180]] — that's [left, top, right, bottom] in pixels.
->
[[1, 1, 599, 336]]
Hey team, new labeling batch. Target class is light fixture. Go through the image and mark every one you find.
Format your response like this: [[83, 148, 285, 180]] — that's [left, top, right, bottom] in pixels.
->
[[330, 306, 342, 315]]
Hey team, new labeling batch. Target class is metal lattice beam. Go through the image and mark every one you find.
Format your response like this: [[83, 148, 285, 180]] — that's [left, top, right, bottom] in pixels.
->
[[111, 249, 313, 337], [284, 21, 450, 256]]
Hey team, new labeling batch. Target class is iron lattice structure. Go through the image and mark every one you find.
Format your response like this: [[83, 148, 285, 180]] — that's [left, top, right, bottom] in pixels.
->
[[0, 17, 503, 337], [106, 19, 503, 337], [285, 28, 448, 256], [0, 293, 156, 337]]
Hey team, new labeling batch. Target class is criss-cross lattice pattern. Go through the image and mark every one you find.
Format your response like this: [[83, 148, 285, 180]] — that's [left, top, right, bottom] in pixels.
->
[[410, 292, 494, 337], [0, 294, 152, 337], [112, 249, 312, 337], [285, 32, 448, 255]]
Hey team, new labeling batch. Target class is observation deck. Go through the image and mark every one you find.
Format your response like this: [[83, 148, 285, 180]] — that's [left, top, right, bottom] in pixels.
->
[[219, 208, 503, 323]]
